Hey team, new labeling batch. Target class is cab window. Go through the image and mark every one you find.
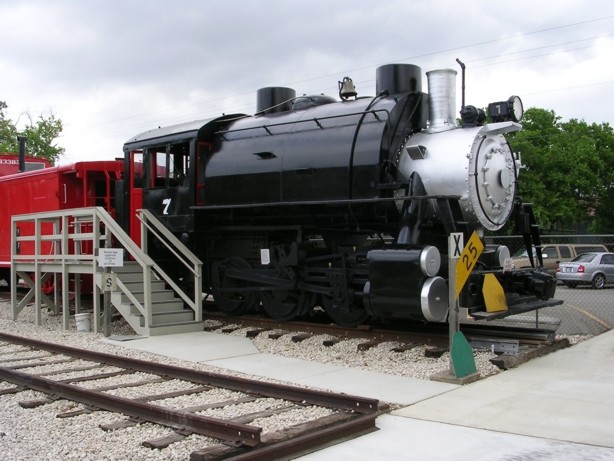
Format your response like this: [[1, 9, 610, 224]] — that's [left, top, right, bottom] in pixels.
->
[[145, 142, 190, 188], [131, 150, 144, 188], [169, 143, 189, 186]]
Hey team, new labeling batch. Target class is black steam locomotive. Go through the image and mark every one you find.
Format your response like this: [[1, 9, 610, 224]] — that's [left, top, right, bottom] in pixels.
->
[[119, 63, 556, 326]]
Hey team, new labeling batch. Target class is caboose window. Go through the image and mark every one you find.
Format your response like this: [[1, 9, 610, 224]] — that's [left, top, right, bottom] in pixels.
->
[[25, 161, 47, 171]]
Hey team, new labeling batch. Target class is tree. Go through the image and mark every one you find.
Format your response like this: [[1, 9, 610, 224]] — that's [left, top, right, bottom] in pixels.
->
[[0, 101, 64, 165], [588, 122, 614, 233], [510, 108, 614, 233], [0, 101, 19, 151]]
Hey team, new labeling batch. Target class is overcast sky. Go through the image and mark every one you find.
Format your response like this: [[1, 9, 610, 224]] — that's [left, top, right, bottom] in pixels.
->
[[1, 0, 613, 164]]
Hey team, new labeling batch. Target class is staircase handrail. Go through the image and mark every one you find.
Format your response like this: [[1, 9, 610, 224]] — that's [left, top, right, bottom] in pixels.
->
[[137, 209, 203, 274], [136, 209, 203, 319], [81, 207, 156, 327]]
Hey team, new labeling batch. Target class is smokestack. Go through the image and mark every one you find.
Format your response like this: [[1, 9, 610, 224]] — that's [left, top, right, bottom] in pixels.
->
[[17, 135, 27, 172], [426, 69, 457, 132]]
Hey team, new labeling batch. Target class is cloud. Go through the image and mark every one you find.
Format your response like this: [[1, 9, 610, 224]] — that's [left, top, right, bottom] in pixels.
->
[[0, 0, 613, 163]]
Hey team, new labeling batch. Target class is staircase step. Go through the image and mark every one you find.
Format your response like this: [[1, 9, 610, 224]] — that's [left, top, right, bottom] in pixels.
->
[[121, 279, 166, 291], [141, 310, 196, 326], [145, 321, 204, 336], [121, 290, 177, 304], [112, 266, 141, 275], [114, 272, 148, 282], [125, 299, 185, 315]]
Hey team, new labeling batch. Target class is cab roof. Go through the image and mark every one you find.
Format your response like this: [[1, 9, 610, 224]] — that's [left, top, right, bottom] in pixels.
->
[[123, 114, 247, 151]]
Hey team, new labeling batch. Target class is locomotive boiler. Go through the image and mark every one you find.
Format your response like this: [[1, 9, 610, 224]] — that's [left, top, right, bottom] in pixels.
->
[[119, 63, 557, 326]]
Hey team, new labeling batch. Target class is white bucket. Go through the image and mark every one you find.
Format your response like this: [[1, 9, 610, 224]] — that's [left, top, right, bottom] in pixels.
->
[[75, 313, 91, 332]]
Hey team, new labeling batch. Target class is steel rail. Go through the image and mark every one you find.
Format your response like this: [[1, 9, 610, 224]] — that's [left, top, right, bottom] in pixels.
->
[[0, 365, 262, 446], [205, 312, 448, 346], [0, 332, 378, 414], [202, 413, 379, 461]]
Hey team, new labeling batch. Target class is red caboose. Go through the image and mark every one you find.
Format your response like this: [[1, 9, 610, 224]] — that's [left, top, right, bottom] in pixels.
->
[[0, 160, 124, 288], [0, 153, 52, 176]]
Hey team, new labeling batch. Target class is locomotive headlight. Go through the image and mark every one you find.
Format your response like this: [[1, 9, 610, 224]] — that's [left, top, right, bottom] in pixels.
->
[[509, 96, 524, 122], [488, 95, 524, 123]]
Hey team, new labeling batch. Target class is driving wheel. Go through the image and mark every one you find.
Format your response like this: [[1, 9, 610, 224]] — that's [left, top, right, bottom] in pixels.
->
[[260, 289, 311, 321], [321, 294, 369, 327], [212, 257, 258, 315]]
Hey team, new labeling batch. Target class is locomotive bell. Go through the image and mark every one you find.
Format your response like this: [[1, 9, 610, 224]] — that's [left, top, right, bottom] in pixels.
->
[[338, 77, 357, 100]]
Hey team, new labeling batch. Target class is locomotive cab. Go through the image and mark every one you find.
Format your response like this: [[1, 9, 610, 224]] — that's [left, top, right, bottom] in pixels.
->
[[120, 115, 243, 245], [141, 142, 193, 229]]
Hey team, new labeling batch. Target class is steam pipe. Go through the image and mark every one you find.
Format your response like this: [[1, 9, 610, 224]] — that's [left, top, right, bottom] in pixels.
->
[[456, 58, 466, 110]]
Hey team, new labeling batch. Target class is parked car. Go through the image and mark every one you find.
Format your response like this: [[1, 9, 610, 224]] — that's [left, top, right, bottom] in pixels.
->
[[556, 252, 614, 289], [512, 244, 608, 275]]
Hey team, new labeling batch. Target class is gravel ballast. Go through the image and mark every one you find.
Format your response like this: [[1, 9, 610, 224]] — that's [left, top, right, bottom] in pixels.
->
[[0, 299, 585, 460]]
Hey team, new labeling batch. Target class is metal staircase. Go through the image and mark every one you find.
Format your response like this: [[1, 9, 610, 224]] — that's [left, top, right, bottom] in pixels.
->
[[11, 207, 203, 336], [102, 262, 203, 336]]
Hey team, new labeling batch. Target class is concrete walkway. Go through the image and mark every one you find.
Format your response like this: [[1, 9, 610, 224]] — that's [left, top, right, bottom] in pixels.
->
[[105, 328, 614, 460]]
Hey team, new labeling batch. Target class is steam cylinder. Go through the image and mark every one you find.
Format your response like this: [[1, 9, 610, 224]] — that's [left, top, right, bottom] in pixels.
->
[[364, 247, 448, 322]]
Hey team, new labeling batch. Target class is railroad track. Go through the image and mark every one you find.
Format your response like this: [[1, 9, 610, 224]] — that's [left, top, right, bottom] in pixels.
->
[[0, 332, 382, 460], [203, 310, 558, 347], [1, 290, 565, 370], [202, 311, 569, 370], [1, 290, 557, 347]]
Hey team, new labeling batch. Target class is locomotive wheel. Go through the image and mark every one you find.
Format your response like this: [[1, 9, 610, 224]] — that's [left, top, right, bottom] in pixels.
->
[[321, 295, 369, 327], [260, 289, 311, 321], [212, 257, 258, 315]]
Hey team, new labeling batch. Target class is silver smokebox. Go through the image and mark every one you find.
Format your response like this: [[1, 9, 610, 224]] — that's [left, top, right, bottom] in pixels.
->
[[426, 69, 457, 132]]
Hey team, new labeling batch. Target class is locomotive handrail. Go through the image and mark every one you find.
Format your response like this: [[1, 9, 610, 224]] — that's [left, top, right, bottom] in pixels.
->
[[214, 108, 390, 137], [192, 193, 463, 210]]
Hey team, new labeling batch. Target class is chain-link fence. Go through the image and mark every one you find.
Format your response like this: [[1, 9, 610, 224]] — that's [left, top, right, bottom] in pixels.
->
[[485, 234, 614, 337]]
